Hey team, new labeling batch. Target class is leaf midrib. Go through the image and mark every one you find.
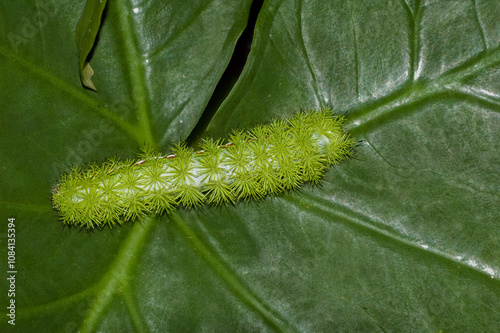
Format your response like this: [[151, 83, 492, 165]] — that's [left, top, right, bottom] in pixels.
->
[[347, 47, 500, 134]]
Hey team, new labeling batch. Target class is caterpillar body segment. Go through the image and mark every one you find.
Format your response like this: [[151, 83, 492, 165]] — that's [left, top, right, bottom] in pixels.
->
[[52, 109, 356, 228]]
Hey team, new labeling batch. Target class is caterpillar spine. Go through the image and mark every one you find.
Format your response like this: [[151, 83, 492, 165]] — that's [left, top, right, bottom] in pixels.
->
[[52, 109, 356, 228]]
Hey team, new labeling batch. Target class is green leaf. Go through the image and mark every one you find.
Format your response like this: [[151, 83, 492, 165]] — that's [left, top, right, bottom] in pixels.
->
[[75, 0, 108, 91], [1, 0, 499, 332]]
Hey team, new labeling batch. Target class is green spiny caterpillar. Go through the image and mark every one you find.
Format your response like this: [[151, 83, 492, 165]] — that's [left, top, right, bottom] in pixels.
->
[[52, 109, 356, 228]]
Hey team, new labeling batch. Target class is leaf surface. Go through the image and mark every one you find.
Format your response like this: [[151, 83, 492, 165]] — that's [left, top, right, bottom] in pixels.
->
[[75, 0, 108, 90], [0, 0, 499, 332]]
